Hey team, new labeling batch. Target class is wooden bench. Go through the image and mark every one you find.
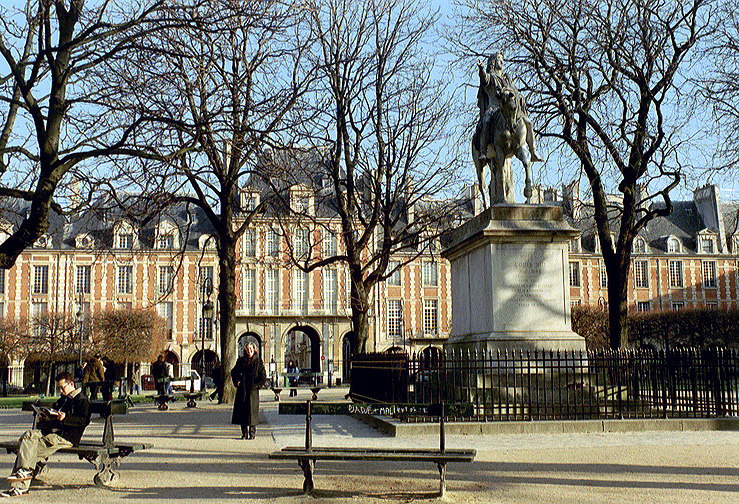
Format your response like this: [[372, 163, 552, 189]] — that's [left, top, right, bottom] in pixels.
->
[[270, 385, 326, 401], [269, 401, 475, 496], [0, 399, 151, 486]]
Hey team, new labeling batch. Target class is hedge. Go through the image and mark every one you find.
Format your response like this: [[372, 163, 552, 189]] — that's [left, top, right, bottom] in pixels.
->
[[571, 306, 739, 350]]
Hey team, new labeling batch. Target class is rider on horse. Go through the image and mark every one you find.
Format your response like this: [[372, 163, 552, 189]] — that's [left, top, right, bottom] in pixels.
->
[[476, 53, 542, 163]]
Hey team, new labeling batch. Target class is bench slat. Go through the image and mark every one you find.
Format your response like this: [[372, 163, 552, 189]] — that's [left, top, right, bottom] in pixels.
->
[[270, 448, 475, 463]]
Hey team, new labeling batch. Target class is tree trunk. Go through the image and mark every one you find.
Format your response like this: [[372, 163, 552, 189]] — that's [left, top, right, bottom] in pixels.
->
[[607, 266, 630, 349], [349, 277, 371, 353], [218, 236, 238, 403]]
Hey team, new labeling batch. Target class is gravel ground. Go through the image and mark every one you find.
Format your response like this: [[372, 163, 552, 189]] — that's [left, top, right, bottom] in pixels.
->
[[1, 388, 738, 503]]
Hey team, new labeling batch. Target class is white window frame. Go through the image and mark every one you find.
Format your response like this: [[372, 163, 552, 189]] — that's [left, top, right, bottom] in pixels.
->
[[667, 237, 681, 254], [423, 299, 438, 336], [33, 265, 49, 295], [637, 301, 650, 312], [266, 269, 279, 313], [267, 228, 280, 257], [158, 302, 174, 339], [671, 301, 684, 311], [387, 260, 402, 286], [700, 237, 715, 254], [118, 265, 133, 294], [118, 233, 133, 249], [387, 299, 403, 338], [293, 269, 308, 313], [243, 268, 256, 314], [322, 268, 337, 311], [702, 260, 717, 288], [569, 261, 581, 287], [600, 261, 608, 289], [634, 260, 649, 289], [77, 265, 91, 294], [243, 229, 256, 257], [294, 228, 310, 260], [159, 266, 174, 296], [323, 230, 337, 257], [422, 261, 438, 287], [669, 260, 683, 288]]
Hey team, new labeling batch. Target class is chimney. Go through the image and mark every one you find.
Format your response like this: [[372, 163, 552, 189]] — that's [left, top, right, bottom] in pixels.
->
[[562, 180, 581, 218], [693, 184, 727, 253]]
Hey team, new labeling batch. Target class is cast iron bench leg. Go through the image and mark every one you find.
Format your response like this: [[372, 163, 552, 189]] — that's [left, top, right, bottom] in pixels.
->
[[437, 462, 446, 497], [87, 452, 120, 487], [298, 458, 315, 494], [186, 399, 197, 408]]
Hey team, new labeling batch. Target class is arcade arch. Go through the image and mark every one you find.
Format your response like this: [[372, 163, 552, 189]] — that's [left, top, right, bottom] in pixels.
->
[[283, 325, 320, 373]]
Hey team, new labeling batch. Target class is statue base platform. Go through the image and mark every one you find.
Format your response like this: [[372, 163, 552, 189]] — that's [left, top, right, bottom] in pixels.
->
[[441, 204, 586, 354]]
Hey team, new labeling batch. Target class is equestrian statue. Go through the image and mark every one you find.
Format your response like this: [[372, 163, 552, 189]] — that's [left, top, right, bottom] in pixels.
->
[[472, 52, 542, 206]]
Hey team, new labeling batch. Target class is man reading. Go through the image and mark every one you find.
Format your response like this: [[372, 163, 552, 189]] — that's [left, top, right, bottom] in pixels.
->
[[2, 371, 91, 497]]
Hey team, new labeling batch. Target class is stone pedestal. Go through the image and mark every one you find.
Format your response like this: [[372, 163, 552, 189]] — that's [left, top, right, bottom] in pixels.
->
[[442, 204, 586, 353]]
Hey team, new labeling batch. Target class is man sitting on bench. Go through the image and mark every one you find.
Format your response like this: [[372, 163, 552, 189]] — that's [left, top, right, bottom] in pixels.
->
[[2, 371, 91, 498]]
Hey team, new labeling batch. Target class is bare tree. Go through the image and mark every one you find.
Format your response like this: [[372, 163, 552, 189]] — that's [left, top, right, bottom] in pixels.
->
[[0, 0, 195, 268], [453, 0, 716, 348], [702, 2, 739, 170], [276, 0, 463, 353], [106, 0, 315, 402], [0, 315, 26, 396], [94, 308, 167, 391], [27, 311, 78, 395]]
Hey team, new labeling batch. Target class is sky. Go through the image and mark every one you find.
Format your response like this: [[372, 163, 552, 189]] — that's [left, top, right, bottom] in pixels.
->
[[0, 0, 733, 205]]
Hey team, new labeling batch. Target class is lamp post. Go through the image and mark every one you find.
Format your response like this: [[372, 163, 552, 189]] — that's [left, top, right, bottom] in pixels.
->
[[77, 290, 84, 369], [201, 276, 214, 391]]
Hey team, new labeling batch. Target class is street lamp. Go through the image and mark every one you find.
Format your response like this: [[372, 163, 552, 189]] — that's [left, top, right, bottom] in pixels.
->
[[201, 276, 214, 391], [77, 290, 84, 369]]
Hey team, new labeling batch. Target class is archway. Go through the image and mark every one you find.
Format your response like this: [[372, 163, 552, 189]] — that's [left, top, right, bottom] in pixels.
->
[[238, 332, 262, 359], [283, 325, 320, 374], [191, 349, 219, 379], [419, 346, 442, 369], [342, 332, 355, 383]]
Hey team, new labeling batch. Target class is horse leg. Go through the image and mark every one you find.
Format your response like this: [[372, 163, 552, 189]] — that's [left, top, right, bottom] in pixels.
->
[[518, 147, 533, 204], [503, 158, 514, 203], [472, 133, 488, 209], [491, 156, 505, 205]]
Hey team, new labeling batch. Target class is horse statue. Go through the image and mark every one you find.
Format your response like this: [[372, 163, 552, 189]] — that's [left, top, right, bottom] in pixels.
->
[[472, 87, 533, 207]]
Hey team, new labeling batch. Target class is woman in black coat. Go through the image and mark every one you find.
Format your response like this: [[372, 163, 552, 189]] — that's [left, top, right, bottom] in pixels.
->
[[231, 342, 266, 439]]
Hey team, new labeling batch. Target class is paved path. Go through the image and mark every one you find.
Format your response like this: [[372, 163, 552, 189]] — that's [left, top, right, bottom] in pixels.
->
[[1, 388, 738, 503]]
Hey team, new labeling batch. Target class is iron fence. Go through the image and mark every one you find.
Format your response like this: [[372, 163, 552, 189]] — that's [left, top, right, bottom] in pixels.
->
[[351, 348, 739, 421]]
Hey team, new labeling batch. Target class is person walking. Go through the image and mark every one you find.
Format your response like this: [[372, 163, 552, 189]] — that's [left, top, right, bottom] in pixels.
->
[[130, 363, 142, 395], [151, 356, 166, 396], [164, 360, 174, 395], [81, 354, 104, 400], [209, 363, 223, 403], [287, 360, 299, 397], [230, 342, 266, 440]]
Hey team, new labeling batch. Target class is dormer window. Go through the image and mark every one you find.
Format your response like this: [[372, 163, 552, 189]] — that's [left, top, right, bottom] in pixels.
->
[[118, 233, 133, 249], [75, 234, 94, 249], [568, 237, 580, 254], [35, 234, 52, 249], [199, 234, 217, 250], [667, 237, 681, 254], [159, 234, 174, 250], [632, 237, 646, 254], [700, 236, 715, 254], [242, 190, 260, 212], [290, 185, 314, 215]]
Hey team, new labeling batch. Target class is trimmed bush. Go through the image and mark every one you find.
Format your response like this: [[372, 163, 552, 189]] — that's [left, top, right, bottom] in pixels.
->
[[572, 306, 739, 349]]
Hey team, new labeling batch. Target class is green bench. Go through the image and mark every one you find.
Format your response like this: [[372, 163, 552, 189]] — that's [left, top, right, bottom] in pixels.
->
[[0, 399, 151, 486], [269, 401, 476, 496]]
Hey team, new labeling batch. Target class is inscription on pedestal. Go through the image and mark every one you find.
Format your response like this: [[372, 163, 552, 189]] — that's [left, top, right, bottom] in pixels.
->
[[494, 243, 568, 332]]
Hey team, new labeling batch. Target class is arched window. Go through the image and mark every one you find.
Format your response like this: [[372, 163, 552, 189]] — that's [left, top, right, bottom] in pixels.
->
[[667, 237, 681, 254]]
